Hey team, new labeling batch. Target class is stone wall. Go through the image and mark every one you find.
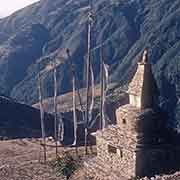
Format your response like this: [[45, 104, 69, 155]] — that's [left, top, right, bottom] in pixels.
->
[[96, 132, 136, 179], [116, 104, 140, 135], [128, 62, 156, 109]]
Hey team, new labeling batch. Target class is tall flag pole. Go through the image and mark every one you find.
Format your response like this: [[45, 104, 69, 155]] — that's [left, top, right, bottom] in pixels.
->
[[38, 73, 46, 163], [100, 47, 104, 129], [85, 3, 93, 155], [53, 59, 58, 158]]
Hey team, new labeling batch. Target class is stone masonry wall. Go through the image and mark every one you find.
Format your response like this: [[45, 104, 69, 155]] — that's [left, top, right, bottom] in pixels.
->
[[96, 135, 136, 179], [116, 104, 140, 136]]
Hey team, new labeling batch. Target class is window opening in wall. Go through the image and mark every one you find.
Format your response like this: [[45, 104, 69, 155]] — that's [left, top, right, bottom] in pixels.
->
[[122, 118, 126, 124], [108, 145, 117, 154], [120, 150, 123, 158]]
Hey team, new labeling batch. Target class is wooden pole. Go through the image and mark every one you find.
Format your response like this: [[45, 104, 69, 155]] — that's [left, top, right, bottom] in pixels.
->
[[85, 11, 93, 155], [53, 59, 58, 158], [100, 47, 105, 130], [38, 73, 46, 163]]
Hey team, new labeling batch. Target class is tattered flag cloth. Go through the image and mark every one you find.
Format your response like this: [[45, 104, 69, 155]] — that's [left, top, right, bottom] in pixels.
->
[[57, 114, 64, 142], [55, 68, 64, 142], [66, 49, 78, 146], [88, 63, 95, 126], [72, 73, 77, 146], [53, 61, 58, 143], [103, 63, 109, 90], [102, 62, 109, 129], [38, 74, 46, 140]]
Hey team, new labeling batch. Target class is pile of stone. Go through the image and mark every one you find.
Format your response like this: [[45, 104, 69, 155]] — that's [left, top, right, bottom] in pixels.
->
[[141, 172, 180, 180]]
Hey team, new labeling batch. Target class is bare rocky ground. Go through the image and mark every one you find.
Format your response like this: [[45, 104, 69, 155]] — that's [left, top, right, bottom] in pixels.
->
[[0, 138, 63, 180], [1, 138, 180, 180], [0, 138, 95, 180]]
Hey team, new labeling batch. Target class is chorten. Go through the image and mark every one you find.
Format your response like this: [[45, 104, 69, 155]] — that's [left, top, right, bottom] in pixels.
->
[[85, 50, 180, 180], [128, 49, 157, 109]]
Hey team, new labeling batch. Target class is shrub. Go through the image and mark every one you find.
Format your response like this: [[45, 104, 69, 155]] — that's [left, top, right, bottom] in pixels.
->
[[52, 152, 80, 179]]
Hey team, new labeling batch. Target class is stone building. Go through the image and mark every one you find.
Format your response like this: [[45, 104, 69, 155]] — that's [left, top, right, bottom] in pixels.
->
[[85, 50, 180, 179]]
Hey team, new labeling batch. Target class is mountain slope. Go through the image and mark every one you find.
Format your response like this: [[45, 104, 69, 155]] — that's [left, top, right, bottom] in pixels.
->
[[0, 96, 53, 139], [0, 0, 142, 103], [0, 0, 179, 126]]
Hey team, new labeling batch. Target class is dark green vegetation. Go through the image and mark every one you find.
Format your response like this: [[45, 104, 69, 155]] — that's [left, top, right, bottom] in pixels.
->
[[51, 152, 81, 179], [0, 0, 179, 127]]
